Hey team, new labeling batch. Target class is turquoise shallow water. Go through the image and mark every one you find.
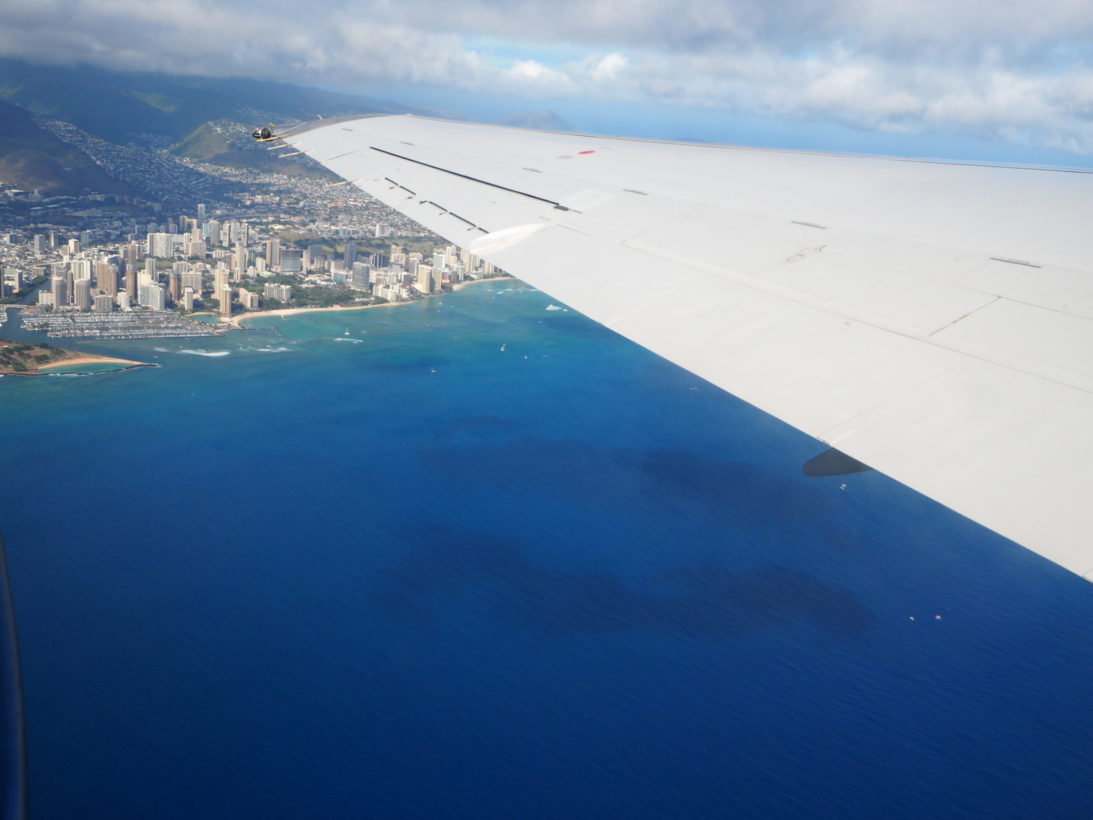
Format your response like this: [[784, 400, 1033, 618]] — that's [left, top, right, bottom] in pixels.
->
[[1, 280, 1091, 818]]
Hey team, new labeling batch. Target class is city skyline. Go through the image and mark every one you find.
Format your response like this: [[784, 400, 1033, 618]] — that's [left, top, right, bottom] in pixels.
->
[[2, 191, 506, 341]]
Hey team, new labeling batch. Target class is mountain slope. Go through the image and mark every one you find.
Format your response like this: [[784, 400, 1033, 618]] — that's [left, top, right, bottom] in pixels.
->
[[0, 58, 429, 146], [0, 98, 132, 194], [171, 120, 337, 180]]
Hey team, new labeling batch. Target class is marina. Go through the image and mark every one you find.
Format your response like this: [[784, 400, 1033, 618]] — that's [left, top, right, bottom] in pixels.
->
[[18, 309, 219, 339]]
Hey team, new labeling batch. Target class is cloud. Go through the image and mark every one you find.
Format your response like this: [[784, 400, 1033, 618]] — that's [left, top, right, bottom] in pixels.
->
[[2, 1, 1092, 154]]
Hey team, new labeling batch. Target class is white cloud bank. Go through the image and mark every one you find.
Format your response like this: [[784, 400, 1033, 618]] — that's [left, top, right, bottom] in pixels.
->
[[3, 0, 1093, 153]]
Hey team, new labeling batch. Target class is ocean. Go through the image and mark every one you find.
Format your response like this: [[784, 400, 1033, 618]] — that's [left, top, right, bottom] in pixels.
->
[[1, 280, 1091, 818]]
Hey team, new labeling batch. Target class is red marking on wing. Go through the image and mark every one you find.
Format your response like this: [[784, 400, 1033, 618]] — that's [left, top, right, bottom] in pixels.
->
[[578, 150, 595, 155]]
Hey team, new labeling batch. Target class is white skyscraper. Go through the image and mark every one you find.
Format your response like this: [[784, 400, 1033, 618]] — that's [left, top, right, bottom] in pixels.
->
[[138, 282, 166, 310], [415, 264, 434, 295]]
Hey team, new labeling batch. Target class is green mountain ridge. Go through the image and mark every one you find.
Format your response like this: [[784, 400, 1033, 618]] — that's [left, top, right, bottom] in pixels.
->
[[0, 98, 134, 195], [0, 58, 432, 146], [0, 58, 443, 194], [170, 120, 337, 180]]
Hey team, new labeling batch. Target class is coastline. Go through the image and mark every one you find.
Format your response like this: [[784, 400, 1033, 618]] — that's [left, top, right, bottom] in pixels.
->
[[224, 276, 513, 328], [37, 355, 150, 371], [224, 300, 401, 328]]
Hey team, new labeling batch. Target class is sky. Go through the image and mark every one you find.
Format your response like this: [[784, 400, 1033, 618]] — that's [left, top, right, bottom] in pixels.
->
[[4, 0, 1093, 164]]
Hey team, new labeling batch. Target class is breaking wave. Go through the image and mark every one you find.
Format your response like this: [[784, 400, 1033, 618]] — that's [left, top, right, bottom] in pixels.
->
[[178, 349, 231, 358]]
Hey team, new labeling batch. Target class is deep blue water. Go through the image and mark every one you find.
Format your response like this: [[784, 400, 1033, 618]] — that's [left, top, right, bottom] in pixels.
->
[[1, 281, 1091, 818]]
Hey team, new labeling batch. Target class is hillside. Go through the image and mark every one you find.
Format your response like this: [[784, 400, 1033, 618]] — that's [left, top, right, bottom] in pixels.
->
[[0, 58, 444, 194], [171, 120, 338, 180], [0, 98, 133, 194], [0, 58, 429, 146]]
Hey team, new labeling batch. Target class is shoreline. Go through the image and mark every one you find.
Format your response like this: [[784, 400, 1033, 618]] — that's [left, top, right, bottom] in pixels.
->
[[224, 299, 401, 328], [37, 355, 150, 371], [224, 276, 513, 328]]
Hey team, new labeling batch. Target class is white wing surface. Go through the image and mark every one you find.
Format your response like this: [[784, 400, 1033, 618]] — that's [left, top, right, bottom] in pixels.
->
[[276, 115, 1093, 580]]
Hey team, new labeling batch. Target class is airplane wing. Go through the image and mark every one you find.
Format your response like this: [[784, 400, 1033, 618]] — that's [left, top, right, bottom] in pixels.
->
[[271, 115, 1093, 581]]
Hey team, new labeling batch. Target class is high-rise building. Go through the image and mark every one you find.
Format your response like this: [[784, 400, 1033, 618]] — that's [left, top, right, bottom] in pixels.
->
[[138, 282, 166, 310], [233, 244, 247, 281], [147, 232, 176, 258], [415, 264, 434, 295], [238, 289, 259, 310], [205, 219, 221, 247], [351, 262, 371, 290], [117, 291, 131, 311], [344, 240, 357, 269], [74, 278, 91, 311], [219, 284, 233, 316], [263, 283, 292, 301], [168, 272, 181, 303], [92, 293, 114, 312], [95, 262, 118, 296], [280, 249, 302, 273], [31, 235, 45, 255], [181, 270, 203, 294], [50, 276, 67, 309], [215, 267, 230, 310], [196, 204, 206, 223], [265, 239, 281, 270], [2, 269, 22, 296], [459, 247, 479, 272], [67, 238, 80, 254], [145, 257, 156, 281], [71, 258, 92, 282], [182, 287, 195, 312]]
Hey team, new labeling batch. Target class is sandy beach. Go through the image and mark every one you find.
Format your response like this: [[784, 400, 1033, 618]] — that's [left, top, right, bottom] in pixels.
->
[[224, 300, 401, 328], [224, 277, 513, 328], [37, 355, 150, 371]]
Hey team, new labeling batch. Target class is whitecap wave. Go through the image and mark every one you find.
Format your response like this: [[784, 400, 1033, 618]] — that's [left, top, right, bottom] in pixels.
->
[[178, 349, 231, 357], [546, 304, 566, 311], [253, 347, 290, 353], [333, 338, 364, 344]]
